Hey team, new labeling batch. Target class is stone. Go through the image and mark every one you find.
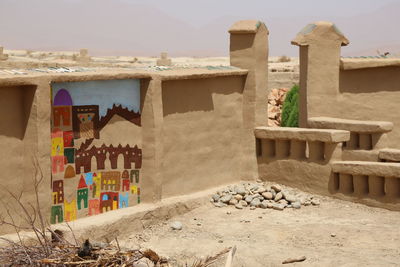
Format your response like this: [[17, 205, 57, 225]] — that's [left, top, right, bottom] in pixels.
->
[[170, 221, 183, 230], [304, 201, 311, 206], [278, 199, 288, 205], [249, 184, 259, 191], [274, 192, 283, 202], [292, 202, 301, 209], [250, 206, 256, 210], [260, 200, 269, 209], [229, 198, 238, 205], [267, 203, 273, 208], [271, 184, 282, 192], [311, 199, 320, 206], [331, 233, 336, 237], [213, 202, 227, 208], [234, 194, 243, 201], [272, 203, 285, 211], [257, 186, 267, 193], [256, 179, 263, 183], [236, 186, 246, 196], [220, 194, 232, 203], [262, 192, 273, 200], [245, 195, 254, 203], [285, 194, 298, 203], [250, 198, 261, 207], [239, 200, 248, 207], [212, 194, 220, 202], [235, 203, 243, 209]]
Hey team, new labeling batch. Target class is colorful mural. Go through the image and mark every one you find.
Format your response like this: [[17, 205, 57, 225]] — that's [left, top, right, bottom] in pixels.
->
[[50, 79, 142, 224]]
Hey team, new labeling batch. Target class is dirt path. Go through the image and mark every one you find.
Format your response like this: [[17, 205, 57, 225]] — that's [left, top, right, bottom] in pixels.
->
[[119, 189, 400, 266]]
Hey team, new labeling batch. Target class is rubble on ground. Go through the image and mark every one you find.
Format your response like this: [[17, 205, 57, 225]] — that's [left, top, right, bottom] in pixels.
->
[[211, 181, 320, 210], [268, 87, 289, 127]]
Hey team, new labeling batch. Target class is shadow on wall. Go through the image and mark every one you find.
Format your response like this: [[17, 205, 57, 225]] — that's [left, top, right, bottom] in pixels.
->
[[0, 85, 36, 140], [230, 34, 255, 52], [339, 67, 400, 93], [162, 76, 244, 116]]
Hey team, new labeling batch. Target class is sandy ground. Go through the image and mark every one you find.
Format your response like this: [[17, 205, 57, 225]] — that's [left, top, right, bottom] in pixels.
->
[[118, 190, 400, 267]]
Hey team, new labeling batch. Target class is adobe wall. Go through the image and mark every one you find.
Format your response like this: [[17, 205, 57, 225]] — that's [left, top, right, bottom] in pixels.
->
[[292, 21, 400, 149], [0, 68, 252, 234], [161, 76, 246, 197]]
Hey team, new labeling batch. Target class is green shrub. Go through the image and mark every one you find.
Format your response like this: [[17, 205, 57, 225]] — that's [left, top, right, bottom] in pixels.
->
[[281, 84, 299, 127]]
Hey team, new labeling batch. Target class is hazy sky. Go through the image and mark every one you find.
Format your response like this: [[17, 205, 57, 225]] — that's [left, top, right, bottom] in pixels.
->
[[120, 0, 397, 25], [0, 0, 399, 56]]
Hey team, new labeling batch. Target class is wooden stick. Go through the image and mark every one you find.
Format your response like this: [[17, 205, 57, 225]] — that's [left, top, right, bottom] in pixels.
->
[[225, 246, 237, 267], [282, 256, 306, 264]]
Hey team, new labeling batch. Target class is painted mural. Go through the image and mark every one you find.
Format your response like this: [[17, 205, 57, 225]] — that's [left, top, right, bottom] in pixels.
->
[[50, 79, 142, 224]]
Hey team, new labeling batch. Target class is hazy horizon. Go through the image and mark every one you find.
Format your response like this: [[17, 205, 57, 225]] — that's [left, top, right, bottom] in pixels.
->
[[1, 0, 399, 57]]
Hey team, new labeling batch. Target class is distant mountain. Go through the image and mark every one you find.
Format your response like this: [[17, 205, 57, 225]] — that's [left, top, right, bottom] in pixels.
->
[[0, 0, 399, 57]]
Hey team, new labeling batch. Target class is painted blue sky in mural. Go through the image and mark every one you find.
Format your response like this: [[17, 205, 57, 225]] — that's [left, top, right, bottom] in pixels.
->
[[52, 79, 140, 117]]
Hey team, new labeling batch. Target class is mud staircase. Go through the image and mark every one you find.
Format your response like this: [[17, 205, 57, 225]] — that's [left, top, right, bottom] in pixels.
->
[[254, 116, 400, 209], [308, 117, 400, 203]]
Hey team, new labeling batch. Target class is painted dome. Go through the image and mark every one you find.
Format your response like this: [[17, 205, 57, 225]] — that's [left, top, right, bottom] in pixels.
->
[[54, 89, 73, 106]]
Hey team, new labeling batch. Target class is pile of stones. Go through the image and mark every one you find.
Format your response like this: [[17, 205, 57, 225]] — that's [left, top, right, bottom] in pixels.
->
[[211, 182, 320, 210]]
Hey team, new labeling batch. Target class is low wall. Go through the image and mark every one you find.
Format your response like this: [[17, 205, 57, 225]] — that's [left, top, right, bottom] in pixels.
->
[[0, 68, 252, 234]]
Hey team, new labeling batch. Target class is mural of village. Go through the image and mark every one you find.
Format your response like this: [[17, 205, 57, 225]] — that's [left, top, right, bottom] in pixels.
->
[[50, 80, 142, 224]]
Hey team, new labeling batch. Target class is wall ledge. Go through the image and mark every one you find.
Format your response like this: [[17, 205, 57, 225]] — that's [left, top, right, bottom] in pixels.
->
[[332, 161, 400, 177], [308, 117, 393, 133], [254, 126, 349, 143], [340, 58, 400, 70]]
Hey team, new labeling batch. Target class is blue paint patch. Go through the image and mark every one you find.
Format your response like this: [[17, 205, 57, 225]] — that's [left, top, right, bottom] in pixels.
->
[[85, 173, 93, 186], [52, 79, 140, 117]]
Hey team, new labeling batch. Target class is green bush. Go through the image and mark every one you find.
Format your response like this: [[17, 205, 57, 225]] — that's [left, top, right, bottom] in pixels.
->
[[281, 84, 299, 127]]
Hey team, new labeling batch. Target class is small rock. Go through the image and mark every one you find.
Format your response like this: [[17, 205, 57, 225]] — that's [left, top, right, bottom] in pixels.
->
[[304, 201, 311, 206], [250, 198, 261, 207], [272, 203, 285, 211], [229, 198, 238, 205], [260, 200, 269, 209], [311, 199, 320, 206], [212, 194, 220, 202], [331, 233, 336, 237], [239, 200, 248, 207], [274, 192, 283, 202], [249, 184, 259, 191], [234, 194, 243, 201], [236, 186, 246, 196], [197, 223, 202, 226], [220, 194, 232, 203], [256, 179, 263, 183], [278, 199, 288, 205], [285, 194, 298, 203], [170, 221, 183, 230], [235, 203, 243, 209], [245, 195, 254, 203], [226, 211, 232, 215], [250, 206, 256, 210], [218, 240, 223, 243], [257, 186, 267, 193], [213, 202, 227, 208], [267, 203, 273, 208], [287, 204, 292, 208], [271, 184, 282, 192], [292, 202, 301, 209], [262, 191, 273, 200]]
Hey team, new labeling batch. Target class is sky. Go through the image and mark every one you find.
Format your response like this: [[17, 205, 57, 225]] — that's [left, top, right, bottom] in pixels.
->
[[0, 0, 399, 56]]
